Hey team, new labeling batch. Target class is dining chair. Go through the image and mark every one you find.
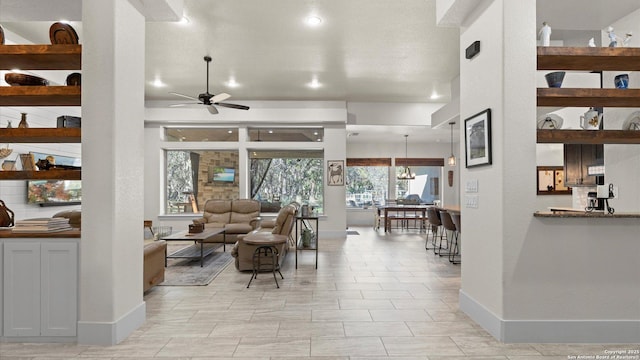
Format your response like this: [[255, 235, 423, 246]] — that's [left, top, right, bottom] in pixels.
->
[[425, 206, 446, 253], [439, 210, 456, 259], [450, 213, 461, 264]]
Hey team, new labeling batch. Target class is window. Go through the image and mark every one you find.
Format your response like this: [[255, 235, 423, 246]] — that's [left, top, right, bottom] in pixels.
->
[[395, 165, 443, 204], [164, 127, 238, 142], [346, 158, 391, 208], [166, 150, 238, 214], [250, 150, 323, 213], [248, 127, 323, 142]]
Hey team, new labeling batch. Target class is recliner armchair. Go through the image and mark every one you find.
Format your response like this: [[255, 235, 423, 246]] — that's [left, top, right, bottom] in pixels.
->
[[231, 202, 299, 271]]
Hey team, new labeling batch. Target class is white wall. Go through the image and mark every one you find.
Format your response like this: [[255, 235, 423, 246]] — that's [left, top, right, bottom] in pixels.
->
[[457, 0, 640, 343]]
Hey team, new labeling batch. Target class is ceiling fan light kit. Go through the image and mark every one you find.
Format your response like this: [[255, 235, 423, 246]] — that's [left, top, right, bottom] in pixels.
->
[[169, 56, 250, 114]]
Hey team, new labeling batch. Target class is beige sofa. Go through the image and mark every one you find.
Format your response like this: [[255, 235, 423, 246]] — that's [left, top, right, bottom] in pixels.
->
[[192, 199, 261, 244], [231, 202, 299, 271]]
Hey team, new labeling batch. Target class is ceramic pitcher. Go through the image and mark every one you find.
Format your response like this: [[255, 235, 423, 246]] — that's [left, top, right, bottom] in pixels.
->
[[580, 108, 602, 130]]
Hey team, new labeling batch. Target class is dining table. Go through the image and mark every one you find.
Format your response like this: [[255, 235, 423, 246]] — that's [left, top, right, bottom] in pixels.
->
[[378, 204, 430, 233]]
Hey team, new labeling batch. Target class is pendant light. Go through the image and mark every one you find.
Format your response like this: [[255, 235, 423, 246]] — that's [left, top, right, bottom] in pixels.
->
[[397, 135, 416, 180], [448, 121, 456, 166]]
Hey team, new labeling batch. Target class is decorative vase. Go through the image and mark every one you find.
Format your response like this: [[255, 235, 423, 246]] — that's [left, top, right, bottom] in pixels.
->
[[6, 120, 12, 128], [544, 71, 565, 88], [614, 74, 629, 89], [18, 113, 29, 128], [301, 229, 312, 247]]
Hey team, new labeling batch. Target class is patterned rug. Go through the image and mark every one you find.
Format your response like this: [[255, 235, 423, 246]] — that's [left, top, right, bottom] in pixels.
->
[[159, 245, 233, 286]]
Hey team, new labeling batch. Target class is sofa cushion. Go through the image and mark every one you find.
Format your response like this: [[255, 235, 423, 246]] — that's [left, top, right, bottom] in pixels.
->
[[204, 222, 226, 229], [225, 223, 253, 234], [230, 199, 260, 224], [202, 200, 232, 224]]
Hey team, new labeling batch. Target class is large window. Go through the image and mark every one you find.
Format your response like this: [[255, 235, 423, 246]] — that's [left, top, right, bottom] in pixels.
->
[[395, 166, 442, 203], [166, 150, 239, 214], [346, 158, 391, 208], [250, 150, 324, 213]]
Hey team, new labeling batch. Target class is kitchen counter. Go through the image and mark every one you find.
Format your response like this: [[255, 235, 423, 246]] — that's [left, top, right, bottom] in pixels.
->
[[0, 229, 81, 238], [534, 211, 640, 218]]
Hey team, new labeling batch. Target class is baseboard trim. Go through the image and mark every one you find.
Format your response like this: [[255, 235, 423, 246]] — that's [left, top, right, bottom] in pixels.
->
[[0, 336, 75, 343], [77, 301, 146, 345], [459, 290, 640, 343]]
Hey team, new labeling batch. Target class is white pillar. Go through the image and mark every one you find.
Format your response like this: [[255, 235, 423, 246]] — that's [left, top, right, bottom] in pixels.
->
[[78, 0, 146, 345]]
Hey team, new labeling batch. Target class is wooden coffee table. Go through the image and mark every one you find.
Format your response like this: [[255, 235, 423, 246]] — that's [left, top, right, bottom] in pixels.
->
[[161, 228, 226, 267]]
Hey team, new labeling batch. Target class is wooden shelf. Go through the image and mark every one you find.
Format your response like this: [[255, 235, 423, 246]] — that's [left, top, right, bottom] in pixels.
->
[[538, 47, 640, 71], [0, 86, 81, 106], [0, 128, 81, 143], [0, 44, 81, 70], [0, 170, 81, 180], [537, 129, 640, 144], [537, 88, 640, 107]]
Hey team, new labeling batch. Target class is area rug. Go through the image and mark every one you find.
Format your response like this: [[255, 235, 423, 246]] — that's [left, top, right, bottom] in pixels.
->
[[346, 230, 360, 235], [159, 246, 233, 286]]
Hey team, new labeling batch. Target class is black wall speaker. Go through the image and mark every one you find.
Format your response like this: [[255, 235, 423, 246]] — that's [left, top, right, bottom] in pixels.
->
[[465, 40, 481, 59]]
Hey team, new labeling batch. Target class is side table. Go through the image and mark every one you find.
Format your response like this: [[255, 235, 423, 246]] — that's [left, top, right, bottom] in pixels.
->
[[295, 215, 319, 269]]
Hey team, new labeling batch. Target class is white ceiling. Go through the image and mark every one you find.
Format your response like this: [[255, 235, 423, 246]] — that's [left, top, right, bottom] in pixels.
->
[[2, 0, 640, 144]]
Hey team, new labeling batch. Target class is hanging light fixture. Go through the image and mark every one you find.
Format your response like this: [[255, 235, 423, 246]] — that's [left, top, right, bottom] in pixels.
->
[[397, 134, 416, 180], [448, 121, 456, 166]]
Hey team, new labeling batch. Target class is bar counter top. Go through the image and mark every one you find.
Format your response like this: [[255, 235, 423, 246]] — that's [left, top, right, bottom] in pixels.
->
[[0, 229, 81, 238], [534, 211, 640, 218]]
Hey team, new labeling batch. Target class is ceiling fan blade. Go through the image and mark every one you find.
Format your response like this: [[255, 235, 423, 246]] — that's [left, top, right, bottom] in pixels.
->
[[169, 92, 200, 102], [169, 102, 202, 107], [215, 102, 250, 110], [207, 105, 219, 114], [210, 92, 231, 103]]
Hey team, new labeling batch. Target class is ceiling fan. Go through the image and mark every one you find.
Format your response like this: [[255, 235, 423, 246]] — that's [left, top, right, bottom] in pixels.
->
[[169, 56, 249, 114]]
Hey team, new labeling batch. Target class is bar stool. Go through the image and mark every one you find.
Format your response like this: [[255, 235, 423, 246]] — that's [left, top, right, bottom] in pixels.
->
[[425, 206, 446, 253], [450, 213, 461, 264], [439, 210, 456, 259], [244, 234, 287, 289]]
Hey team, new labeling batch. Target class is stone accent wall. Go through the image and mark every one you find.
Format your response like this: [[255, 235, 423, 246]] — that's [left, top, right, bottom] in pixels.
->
[[195, 150, 239, 207]]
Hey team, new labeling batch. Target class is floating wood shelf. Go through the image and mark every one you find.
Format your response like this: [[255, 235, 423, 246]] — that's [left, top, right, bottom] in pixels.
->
[[537, 129, 640, 144], [0, 86, 81, 106], [538, 47, 640, 71], [0, 44, 81, 70], [537, 88, 640, 107], [0, 128, 81, 143], [0, 170, 81, 180]]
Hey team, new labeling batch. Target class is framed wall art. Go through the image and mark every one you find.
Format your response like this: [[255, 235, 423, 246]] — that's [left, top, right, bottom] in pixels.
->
[[327, 160, 344, 186], [464, 108, 492, 168], [536, 166, 571, 195]]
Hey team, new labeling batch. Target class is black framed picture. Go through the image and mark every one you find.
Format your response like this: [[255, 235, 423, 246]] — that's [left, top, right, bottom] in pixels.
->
[[464, 108, 492, 168]]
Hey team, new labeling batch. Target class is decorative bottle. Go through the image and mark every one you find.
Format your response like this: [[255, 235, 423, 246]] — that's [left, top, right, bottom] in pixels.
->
[[18, 113, 29, 128], [6, 120, 12, 128]]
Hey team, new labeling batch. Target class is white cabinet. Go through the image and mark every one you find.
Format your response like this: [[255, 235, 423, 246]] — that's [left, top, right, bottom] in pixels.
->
[[3, 241, 77, 337]]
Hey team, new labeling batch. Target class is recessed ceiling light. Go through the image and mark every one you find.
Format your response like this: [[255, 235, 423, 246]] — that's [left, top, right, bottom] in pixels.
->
[[227, 130, 233, 134], [151, 78, 166, 87], [317, 138, 322, 142], [313, 131, 318, 136], [268, 130, 274, 134], [305, 16, 323, 27], [307, 78, 321, 89], [430, 91, 440, 100], [178, 16, 190, 25], [225, 78, 240, 88]]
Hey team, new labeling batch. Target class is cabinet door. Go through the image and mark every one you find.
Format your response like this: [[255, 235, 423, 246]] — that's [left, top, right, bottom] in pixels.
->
[[3, 242, 40, 337], [579, 144, 604, 186], [564, 144, 604, 186], [564, 144, 583, 186], [41, 242, 77, 336]]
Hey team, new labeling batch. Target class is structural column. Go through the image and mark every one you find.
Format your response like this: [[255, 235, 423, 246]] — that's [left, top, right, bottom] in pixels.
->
[[78, 0, 146, 345]]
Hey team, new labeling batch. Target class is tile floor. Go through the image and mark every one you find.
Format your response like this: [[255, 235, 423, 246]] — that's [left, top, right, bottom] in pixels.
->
[[0, 226, 635, 359]]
